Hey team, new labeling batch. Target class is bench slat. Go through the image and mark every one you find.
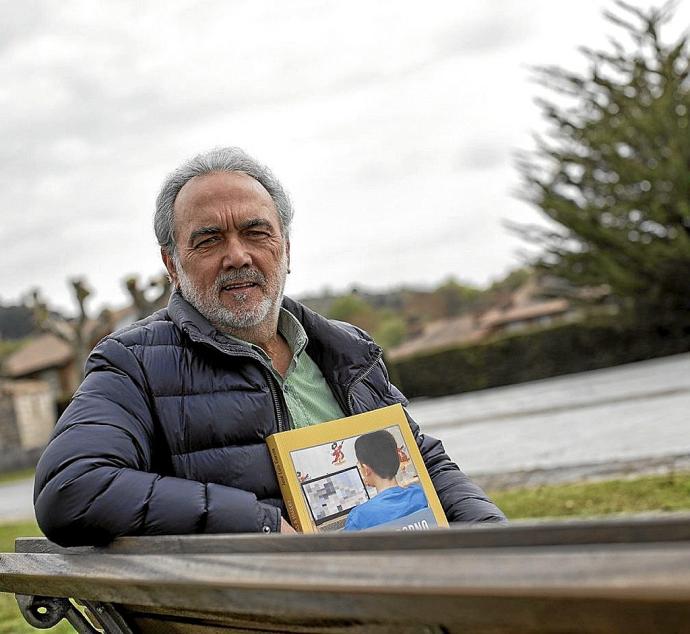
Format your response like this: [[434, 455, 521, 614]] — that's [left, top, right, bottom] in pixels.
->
[[4, 517, 690, 633], [14, 513, 690, 555]]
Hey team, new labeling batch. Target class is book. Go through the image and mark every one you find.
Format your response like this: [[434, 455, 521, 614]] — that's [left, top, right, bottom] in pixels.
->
[[266, 403, 449, 533]]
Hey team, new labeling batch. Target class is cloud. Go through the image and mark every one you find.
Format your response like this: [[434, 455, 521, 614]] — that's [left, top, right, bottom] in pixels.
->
[[1, 1, 529, 179], [454, 141, 507, 172], [433, 12, 533, 58], [1, 0, 588, 311], [0, 0, 49, 55]]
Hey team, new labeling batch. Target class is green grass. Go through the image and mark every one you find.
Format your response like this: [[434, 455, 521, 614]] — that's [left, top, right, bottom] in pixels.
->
[[0, 521, 42, 553], [1, 472, 689, 631], [0, 468, 34, 486], [491, 471, 690, 520], [0, 521, 74, 633]]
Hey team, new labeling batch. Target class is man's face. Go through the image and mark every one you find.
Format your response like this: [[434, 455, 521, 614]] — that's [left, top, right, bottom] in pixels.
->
[[162, 171, 289, 335]]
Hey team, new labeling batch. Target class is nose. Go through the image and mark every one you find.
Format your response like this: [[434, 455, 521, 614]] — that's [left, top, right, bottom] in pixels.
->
[[221, 235, 252, 270]]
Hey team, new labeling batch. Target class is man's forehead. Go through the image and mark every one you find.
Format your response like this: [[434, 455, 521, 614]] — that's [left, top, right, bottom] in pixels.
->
[[174, 171, 276, 218]]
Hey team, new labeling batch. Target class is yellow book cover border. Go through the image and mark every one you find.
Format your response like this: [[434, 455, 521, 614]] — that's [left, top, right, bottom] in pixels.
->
[[266, 404, 448, 533]]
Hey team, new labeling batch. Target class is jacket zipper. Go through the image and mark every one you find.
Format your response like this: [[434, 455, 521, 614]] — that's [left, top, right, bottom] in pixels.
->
[[187, 326, 382, 430], [344, 348, 383, 415], [186, 330, 290, 433], [266, 371, 288, 432]]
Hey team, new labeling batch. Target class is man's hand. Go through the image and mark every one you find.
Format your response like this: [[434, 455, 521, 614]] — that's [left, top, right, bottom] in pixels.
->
[[280, 517, 297, 534]]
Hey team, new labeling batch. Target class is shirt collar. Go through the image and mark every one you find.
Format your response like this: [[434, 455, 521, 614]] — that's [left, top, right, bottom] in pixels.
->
[[277, 307, 309, 358], [222, 307, 309, 361]]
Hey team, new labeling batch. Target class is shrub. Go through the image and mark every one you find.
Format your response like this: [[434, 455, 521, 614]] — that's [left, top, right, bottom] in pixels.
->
[[391, 319, 690, 398]]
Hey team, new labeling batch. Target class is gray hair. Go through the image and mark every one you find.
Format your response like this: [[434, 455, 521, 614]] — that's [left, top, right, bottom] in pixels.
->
[[154, 146, 294, 256]]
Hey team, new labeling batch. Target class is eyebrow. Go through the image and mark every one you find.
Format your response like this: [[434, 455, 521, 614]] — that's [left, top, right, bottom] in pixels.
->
[[188, 226, 222, 244], [187, 219, 275, 245], [239, 218, 273, 231]]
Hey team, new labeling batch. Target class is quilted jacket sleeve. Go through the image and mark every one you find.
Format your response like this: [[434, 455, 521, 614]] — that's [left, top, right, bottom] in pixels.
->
[[405, 408, 507, 524], [33, 337, 280, 547]]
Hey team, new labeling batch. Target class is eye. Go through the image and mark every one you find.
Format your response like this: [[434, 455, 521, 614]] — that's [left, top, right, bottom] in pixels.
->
[[194, 236, 220, 248], [247, 229, 270, 238]]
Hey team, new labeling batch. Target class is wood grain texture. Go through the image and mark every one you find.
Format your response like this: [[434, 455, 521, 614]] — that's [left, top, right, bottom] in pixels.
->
[[3, 545, 690, 599], [14, 513, 690, 555], [4, 516, 690, 633]]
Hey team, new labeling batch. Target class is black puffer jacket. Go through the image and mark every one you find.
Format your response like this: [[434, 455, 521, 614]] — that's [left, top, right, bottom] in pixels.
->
[[34, 293, 505, 546]]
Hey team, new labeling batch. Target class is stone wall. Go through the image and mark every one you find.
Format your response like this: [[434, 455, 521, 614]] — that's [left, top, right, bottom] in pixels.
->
[[0, 392, 20, 449], [0, 380, 56, 472]]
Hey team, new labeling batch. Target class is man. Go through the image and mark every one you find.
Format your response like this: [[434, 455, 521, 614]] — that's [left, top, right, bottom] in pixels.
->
[[344, 430, 428, 531], [34, 147, 506, 546]]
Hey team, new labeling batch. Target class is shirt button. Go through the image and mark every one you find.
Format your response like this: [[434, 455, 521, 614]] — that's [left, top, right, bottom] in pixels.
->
[[262, 525, 271, 533]]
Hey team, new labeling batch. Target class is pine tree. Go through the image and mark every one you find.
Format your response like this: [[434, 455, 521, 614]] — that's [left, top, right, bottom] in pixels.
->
[[515, 1, 690, 325]]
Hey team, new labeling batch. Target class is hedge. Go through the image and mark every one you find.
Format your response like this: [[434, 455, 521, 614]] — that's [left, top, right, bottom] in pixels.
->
[[388, 319, 690, 399]]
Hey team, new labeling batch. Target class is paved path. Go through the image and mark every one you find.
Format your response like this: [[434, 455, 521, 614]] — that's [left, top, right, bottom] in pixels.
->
[[409, 352, 690, 487], [0, 478, 34, 523], [2, 353, 689, 521]]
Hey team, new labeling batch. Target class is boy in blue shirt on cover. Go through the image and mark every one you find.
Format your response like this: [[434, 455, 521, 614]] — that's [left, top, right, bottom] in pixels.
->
[[344, 429, 428, 531]]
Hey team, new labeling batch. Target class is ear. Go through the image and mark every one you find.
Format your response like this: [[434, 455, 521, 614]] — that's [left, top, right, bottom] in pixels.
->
[[360, 464, 373, 479], [161, 248, 179, 287], [286, 238, 291, 273]]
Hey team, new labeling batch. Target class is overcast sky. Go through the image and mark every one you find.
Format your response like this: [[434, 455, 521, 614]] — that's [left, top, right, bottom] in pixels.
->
[[2, 1, 689, 314]]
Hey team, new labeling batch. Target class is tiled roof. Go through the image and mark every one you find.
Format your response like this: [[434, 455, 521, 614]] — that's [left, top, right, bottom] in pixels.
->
[[480, 299, 570, 329], [2, 334, 73, 377], [387, 299, 573, 361], [0, 379, 53, 395], [387, 315, 487, 360]]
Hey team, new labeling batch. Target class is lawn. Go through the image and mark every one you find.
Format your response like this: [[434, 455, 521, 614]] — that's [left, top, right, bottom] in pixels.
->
[[491, 471, 690, 519], [0, 468, 34, 487], [1, 471, 689, 631], [0, 521, 74, 633]]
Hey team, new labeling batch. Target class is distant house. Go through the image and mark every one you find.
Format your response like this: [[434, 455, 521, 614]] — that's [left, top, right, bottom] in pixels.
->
[[478, 298, 577, 335], [2, 333, 76, 405], [1, 306, 139, 407], [387, 315, 488, 361], [0, 379, 55, 471], [388, 278, 583, 361]]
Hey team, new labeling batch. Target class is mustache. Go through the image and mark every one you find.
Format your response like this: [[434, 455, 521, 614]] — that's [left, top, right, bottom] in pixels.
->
[[215, 268, 266, 290]]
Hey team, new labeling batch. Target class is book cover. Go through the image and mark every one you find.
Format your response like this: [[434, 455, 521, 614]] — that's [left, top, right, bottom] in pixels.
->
[[266, 403, 449, 533]]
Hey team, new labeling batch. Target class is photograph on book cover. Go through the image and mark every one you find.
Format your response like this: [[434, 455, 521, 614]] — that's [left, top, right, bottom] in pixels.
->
[[289, 424, 435, 532]]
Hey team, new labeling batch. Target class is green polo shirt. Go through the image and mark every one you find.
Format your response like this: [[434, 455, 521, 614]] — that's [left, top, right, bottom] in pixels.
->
[[225, 309, 345, 429]]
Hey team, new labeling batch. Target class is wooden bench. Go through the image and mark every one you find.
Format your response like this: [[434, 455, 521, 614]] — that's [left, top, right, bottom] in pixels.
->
[[2, 514, 690, 633]]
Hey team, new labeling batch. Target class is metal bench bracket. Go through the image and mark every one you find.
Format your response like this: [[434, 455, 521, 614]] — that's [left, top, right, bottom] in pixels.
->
[[16, 594, 134, 634]]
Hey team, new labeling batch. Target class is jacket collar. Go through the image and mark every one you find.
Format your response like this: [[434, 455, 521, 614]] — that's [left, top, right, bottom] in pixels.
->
[[167, 291, 222, 342], [167, 291, 382, 387], [281, 296, 382, 390]]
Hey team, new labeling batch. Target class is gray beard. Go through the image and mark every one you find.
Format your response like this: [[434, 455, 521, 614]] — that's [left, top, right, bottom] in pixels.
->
[[175, 262, 283, 334]]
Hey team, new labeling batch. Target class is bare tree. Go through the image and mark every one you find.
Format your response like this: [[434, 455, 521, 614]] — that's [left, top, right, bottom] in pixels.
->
[[30, 279, 115, 383], [124, 273, 171, 320]]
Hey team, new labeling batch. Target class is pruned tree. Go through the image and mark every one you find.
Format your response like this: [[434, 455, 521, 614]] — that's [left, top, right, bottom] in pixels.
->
[[124, 273, 171, 319], [514, 1, 690, 326], [30, 279, 114, 383]]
